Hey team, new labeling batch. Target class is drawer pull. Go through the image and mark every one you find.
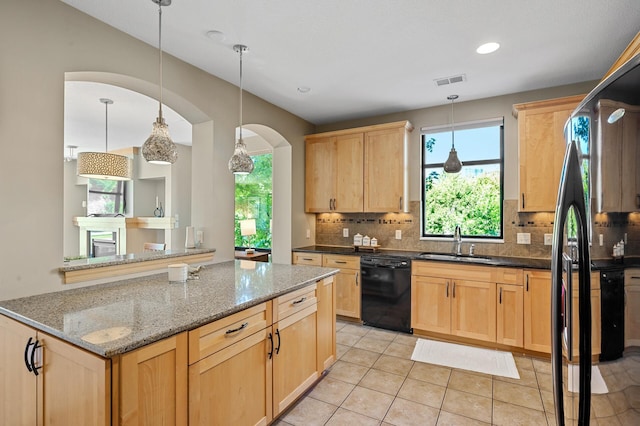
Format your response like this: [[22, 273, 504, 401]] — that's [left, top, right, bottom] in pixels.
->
[[335, 260, 347, 264], [292, 297, 307, 305], [302, 258, 314, 261], [225, 322, 249, 335]]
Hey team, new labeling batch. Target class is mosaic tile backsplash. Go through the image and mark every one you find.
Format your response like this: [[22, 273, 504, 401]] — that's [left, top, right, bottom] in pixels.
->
[[315, 200, 640, 260]]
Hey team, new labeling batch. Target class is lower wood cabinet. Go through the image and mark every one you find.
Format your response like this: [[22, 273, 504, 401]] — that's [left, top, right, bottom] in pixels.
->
[[624, 270, 640, 347], [316, 276, 337, 372], [118, 332, 188, 426], [496, 283, 524, 347], [322, 254, 360, 319], [0, 314, 110, 426]]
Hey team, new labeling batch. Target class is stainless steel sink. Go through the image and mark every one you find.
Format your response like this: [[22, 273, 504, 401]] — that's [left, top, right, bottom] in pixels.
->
[[417, 252, 498, 265]]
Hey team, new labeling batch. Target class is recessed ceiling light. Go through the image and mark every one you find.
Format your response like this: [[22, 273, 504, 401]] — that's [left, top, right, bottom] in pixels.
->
[[297, 86, 311, 94], [205, 30, 226, 42], [476, 42, 500, 54]]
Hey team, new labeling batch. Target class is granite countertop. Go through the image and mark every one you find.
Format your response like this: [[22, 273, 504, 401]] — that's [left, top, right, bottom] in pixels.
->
[[1, 261, 338, 358], [60, 248, 217, 272], [294, 245, 552, 269]]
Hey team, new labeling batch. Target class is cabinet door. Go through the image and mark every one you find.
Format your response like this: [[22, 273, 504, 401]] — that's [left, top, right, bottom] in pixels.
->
[[119, 332, 188, 426], [334, 133, 364, 212], [625, 285, 640, 347], [451, 280, 496, 343], [411, 275, 451, 334], [334, 268, 361, 319], [496, 284, 524, 347], [524, 270, 552, 353], [518, 106, 574, 212], [620, 111, 640, 212], [597, 102, 624, 212], [40, 333, 110, 426], [305, 136, 336, 212], [364, 127, 406, 212], [0, 315, 37, 425], [316, 276, 336, 373], [189, 328, 272, 426], [273, 305, 318, 417]]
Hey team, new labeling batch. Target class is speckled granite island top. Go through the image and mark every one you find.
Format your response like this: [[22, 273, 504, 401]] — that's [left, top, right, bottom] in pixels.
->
[[0, 261, 338, 358]]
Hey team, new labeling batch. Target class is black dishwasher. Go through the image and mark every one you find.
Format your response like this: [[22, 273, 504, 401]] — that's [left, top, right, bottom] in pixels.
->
[[360, 255, 412, 333], [600, 268, 625, 361]]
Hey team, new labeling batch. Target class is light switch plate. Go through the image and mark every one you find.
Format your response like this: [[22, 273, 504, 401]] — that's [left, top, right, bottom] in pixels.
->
[[306, 229, 311, 239], [599, 234, 604, 246], [544, 234, 552, 245], [343, 228, 349, 238], [395, 230, 402, 240], [517, 232, 531, 244]]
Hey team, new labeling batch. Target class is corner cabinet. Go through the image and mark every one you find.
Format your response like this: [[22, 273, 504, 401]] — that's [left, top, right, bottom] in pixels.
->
[[0, 315, 110, 426], [513, 95, 584, 212], [305, 121, 413, 213]]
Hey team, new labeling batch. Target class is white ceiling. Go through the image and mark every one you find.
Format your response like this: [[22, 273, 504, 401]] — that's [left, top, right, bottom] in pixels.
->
[[62, 0, 640, 154]]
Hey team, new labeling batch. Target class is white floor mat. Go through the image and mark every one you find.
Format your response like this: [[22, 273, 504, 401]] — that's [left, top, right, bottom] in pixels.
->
[[411, 338, 520, 379], [567, 365, 609, 394]]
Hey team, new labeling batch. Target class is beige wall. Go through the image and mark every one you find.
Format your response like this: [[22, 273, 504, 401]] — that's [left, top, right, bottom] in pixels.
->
[[0, 0, 314, 300]]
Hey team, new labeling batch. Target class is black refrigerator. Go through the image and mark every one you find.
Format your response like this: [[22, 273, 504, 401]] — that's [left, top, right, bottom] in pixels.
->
[[551, 54, 640, 425]]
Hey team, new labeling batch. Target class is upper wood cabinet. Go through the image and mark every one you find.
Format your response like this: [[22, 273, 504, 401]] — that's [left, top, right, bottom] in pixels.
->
[[305, 121, 413, 213], [602, 31, 640, 81], [594, 99, 640, 212], [513, 95, 584, 212]]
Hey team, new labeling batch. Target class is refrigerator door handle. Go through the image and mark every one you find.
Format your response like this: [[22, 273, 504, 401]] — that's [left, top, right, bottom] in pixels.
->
[[562, 253, 573, 362]]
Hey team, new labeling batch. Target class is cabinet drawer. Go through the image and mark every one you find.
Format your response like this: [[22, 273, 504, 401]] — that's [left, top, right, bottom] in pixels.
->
[[275, 284, 317, 323], [292, 252, 322, 266], [188, 302, 272, 365], [413, 260, 494, 281], [495, 267, 523, 285], [323, 254, 360, 270], [625, 269, 640, 286]]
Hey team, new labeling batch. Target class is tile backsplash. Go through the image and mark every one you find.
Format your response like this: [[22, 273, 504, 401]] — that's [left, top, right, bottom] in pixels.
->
[[315, 200, 640, 260]]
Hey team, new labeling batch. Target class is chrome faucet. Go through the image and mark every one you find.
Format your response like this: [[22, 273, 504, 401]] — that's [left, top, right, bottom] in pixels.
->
[[453, 225, 462, 255]]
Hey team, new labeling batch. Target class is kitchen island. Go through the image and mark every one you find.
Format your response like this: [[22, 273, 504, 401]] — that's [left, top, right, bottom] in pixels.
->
[[0, 260, 338, 425]]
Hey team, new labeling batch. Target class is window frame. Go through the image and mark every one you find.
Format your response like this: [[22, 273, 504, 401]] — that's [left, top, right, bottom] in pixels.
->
[[87, 179, 127, 216], [420, 117, 505, 241]]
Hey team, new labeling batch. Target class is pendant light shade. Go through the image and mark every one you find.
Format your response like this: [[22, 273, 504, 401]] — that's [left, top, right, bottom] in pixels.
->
[[142, 0, 178, 165], [77, 98, 132, 181], [443, 94, 463, 174], [229, 44, 254, 175]]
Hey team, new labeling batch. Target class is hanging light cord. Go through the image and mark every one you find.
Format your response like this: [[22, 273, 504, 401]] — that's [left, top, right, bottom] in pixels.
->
[[239, 46, 244, 141], [157, 1, 164, 121], [450, 97, 455, 149], [104, 101, 109, 152]]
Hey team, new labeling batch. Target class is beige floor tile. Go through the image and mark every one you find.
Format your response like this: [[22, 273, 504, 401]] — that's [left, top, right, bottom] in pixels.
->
[[271, 419, 294, 426], [436, 410, 490, 425], [373, 355, 415, 377], [328, 360, 370, 385], [608, 391, 631, 414], [448, 370, 492, 397], [513, 355, 534, 371], [535, 371, 554, 392], [341, 347, 382, 368], [494, 364, 538, 389], [383, 397, 439, 426], [325, 407, 381, 426], [532, 358, 552, 374], [393, 333, 418, 347], [408, 362, 451, 387], [624, 386, 640, 409], [492, 400, 547, 425], [341, 386, 395, 421], [342, 323, 371, 336], [593, 393, 617, 418], [618, 409, 640, 426], [360, 369, 406, 396], [546, 412, 559, 426], [441, 389, 492, 423], [309, 376, 356, 406], [337, 331, 363, 347], [596, 415, 623, 425], [397, 378, 446, 408], [337, 343, 350, 360], [336, 321, 348, 332], [365, 328, 398, 342], [355, 336, 391, 354], [493, 380, 544, 411], [281, 396, 337, 426], [541, 389, 556, 414], [383, 342, 415, 359]]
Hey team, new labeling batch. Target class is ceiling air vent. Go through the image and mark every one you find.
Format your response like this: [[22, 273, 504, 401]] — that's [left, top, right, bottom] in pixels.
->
[[434, 74, 467, 86]]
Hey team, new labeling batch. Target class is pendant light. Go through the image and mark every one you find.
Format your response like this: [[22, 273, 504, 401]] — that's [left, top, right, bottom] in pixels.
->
[[443, 94, 463, 174], [228, 44, 254, 175], [77, 98, 132, 181], [142, 0, 178, 165]]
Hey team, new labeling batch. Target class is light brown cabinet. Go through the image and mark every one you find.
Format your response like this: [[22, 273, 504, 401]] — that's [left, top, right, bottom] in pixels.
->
[[316, 276, 337, 372], [412, 261, 502, 344], [513, 95, 584, 212], [323, 254, 360, 319], [0, 315, 110, 426], [119, 333, 188, 426], [625, 270, 640, 347], [305, 121, 412, 213], [594, 100, 640, 212], [496, 282, 524, 347]]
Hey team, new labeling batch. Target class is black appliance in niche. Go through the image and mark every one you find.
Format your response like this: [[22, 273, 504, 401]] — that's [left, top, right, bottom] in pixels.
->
[[360, 255, 412, 334], [600, 268, 625, 361]]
